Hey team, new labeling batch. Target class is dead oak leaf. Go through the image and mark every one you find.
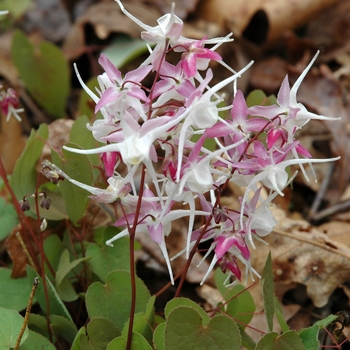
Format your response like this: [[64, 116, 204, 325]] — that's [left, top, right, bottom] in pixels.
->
[[62, 2, 161, 61], [251, 207, 350, 308], [297, 70, 350, 199]]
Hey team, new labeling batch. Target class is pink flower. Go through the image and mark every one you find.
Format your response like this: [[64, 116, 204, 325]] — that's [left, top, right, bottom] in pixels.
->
[[180, 37, 222, 77], [0, 88, 23, 122]]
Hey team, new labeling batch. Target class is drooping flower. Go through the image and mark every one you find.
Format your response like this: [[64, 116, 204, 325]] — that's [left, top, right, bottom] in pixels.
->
[[0, 88, 23, 122]]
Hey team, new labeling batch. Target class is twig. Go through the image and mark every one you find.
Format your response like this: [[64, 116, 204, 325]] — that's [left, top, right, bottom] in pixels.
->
[[14, 277, 39, 350], [310, 200, 350, 222], [15, 232, 36, 270], [272, 228, 350, 260], [308, 162, 334, 221]]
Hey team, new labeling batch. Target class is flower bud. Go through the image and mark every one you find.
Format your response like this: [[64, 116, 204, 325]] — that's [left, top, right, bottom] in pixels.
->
[[40, 196, 51, 210], [19, 199, 30, 211]]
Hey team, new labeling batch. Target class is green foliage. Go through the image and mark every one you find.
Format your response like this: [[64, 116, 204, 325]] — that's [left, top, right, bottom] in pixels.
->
[[55, 249, 91, 302], [10, 123, 48, 200], [19, 330, 56, 350], [246, 90, 276, 108], [255, 331, 304, 350], [214, 269, 256, 349], [0, 0, 33, 20], [0, 306, 29, 348], [298, 315, 338, 350], [0, 197, 17, 239], [262, 252, 275, 332], [107, 332, 152, 350], [51, 146, 93, 225], [11, 30, 69, 118], [77, 77, 103, 120], [103, 35, 149, 69], [163, 306, 241, 350], [85, 270, 151, 331], [164, 297, 209, 323], [0, 268, 32, 311], [86, 228, 130, 283], [69, 115, 101, 167], [79, 317, 121, 349], [26, 266, 73, 321]]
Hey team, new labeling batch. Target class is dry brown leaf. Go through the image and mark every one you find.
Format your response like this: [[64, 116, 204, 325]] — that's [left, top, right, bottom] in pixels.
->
[[317, 221, 350, 247], [0, 112, 26, 174], [297, 67, 350, 200], [62, 2, 161, 61], [305, 0, 350, 56], [142, 0, 200, 18], [198, 0, 338, 45], [250, 207, 350, 308], [4, 217, 48, 278]]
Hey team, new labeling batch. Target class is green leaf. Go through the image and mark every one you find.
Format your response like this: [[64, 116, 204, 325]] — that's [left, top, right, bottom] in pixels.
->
[[103, 35, 149, 69], [0, 0, 33, 20], [246, 90, 276, 108], [0, 197, 18, 239], [85, 270, 151, 331], [10, 124, 48, 200], [28, 314, 48, 338], [26, 266, 72, 321], [121, 312, 153, 343], [255, 330, 304, 350], [0, 306, 28, 348], [55, 249, 91, 287], [297, 315, 338, 350], [19, 329, 56, 350], [51, 146, 93, 225], [70, 327, 86, 350], [153, 323, 166, 350], [274, 295, 289, 332], [164, 306, 241, 350], [121, 297, 155, 343], [214, 269, 256, 329], [240, 329, 256, 350], [86, 228, 130, 283], [262, 252, 275, 332], [55, 249, 90, 302], [226, 284, 256, 327], [69, 115, 101, 166], [43, 234, 65, 282], [12, 30, 69, 118], [56, 278, 79, 302], [50, 315, 78, 344], [164, 298, 209, 324], [37, 183, 68, 221], [0, 267, 32, 311], [313, 314, 338, 329], [80, 317, 121, 350], [77, 77, 102, 120], [298, 324, 319, 350], [106, 332, 152, 350]]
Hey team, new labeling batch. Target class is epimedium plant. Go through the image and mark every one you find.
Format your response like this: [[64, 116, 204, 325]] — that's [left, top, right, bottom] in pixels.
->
[[0, 1, 345, 350]]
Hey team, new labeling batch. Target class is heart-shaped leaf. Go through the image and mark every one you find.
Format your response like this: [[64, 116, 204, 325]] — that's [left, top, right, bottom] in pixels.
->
[[80, 317, 121, 350], [106, 332, 152, 350], [164, 306, 240, 350], [0, 306, 28, 348], [86, 270, 151, 331], [255, 331, 304, 350]]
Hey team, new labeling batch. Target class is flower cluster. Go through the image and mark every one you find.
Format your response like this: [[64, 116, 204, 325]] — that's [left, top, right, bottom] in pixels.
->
[[46, 0, 339, 285]]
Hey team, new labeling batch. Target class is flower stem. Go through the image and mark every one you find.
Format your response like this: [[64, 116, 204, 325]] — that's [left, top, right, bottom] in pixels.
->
[[126, 164, 147, 350]]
